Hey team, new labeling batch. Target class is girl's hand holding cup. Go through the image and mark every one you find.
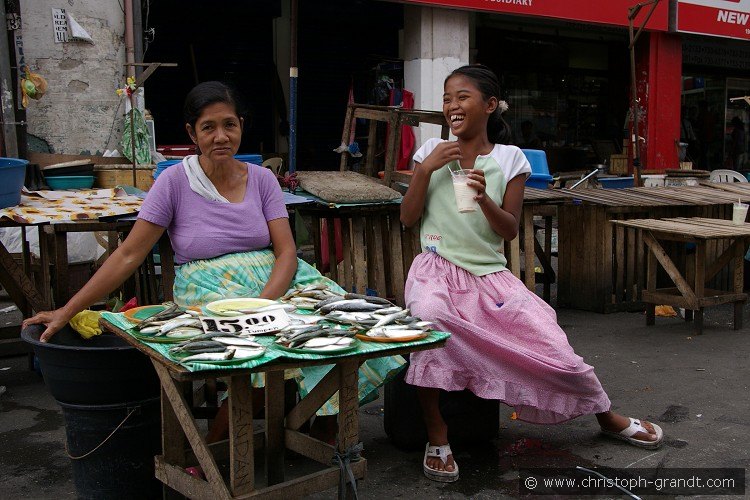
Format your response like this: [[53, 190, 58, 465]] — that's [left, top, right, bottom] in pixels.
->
[[465, 169, 487, 204], [421, 141, 462, 173]]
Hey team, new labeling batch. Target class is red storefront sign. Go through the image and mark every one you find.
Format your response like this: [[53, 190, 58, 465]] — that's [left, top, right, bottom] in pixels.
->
[[395, 0, 669, 30], [676, 0, 750, 40]]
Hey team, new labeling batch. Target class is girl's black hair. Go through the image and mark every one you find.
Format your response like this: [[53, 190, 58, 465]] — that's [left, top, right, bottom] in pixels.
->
[[445, 64, 511, 145], [183, 81, 248, 128]]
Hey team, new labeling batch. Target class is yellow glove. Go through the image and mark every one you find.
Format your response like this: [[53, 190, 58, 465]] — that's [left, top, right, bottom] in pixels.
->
[[69, 310, 103, 339]]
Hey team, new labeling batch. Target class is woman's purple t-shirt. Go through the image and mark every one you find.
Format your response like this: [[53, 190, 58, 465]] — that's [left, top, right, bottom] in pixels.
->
[[138, 163, 288, 264]]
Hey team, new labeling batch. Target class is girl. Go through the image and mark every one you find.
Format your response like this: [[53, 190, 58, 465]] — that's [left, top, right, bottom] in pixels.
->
[[400, 65, 662, 483]]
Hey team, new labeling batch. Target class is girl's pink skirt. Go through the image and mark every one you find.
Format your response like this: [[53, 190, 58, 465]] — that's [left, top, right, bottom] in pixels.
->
[[405, 252, 611, 424]]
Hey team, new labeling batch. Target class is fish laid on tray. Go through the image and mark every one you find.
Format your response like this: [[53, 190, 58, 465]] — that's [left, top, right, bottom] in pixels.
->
[[168, 332, 266, 365], [280, 285, 436, 342], [131, 302, 204, 339]]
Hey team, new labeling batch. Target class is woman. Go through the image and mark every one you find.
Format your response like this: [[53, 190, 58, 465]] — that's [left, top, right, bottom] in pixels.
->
[[401, 65, 662, 483], [24, 81, 405, 435]]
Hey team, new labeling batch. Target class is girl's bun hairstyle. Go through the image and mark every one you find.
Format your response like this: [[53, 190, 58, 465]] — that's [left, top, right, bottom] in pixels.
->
[[445, 64, 511, 145]]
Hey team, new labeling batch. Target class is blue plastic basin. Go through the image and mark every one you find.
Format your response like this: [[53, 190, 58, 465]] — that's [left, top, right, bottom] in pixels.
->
[[154, 154, 263, 180], [599, 176, 634, 189], [154, 160, 181, 179], [0, 157, 28, 208], [46, 175, 95, 190], [526, 173, 553, 189], [234, 154, 263, 165]]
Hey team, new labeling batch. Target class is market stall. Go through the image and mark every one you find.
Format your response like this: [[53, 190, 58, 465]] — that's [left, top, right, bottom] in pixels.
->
[[98, 298, 448, 498]]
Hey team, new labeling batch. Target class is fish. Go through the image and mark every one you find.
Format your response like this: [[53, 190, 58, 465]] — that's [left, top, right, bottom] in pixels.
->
[[169, 340, 225, 353], [180, 349, 236, 363], [287, 313, 325, 324], [138, 325, 162, 334], [303, 336, 353, 348], [213, 337, 263, 348], [158, 318, 202, 335], [366, 326, 426, 339], [134, 302, 183, 330], [344, 293, 393, 305], [233, 347, 266, 358], [314, 296, 345, 310], [320, 300, 384, 313], [165, 327, 204, 339], [372, 309, 410, 328]]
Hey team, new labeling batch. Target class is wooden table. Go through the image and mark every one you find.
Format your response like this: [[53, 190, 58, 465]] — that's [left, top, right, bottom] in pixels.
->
[[520, 188, 568, 302], [102, 319, 447, 499], [611, 217, 750, 334], [552, 185, 750, 313]]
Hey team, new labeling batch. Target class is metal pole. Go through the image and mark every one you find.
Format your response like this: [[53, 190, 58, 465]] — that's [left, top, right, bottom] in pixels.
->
[[289, 0, 298, 174], [628, 15, 641, 187]]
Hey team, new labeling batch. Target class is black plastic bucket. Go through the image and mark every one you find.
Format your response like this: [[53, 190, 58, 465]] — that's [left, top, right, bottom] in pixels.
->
[[59, 398, 162, 500], [384, 360, 499, 451], [21, 324, 160, 404]]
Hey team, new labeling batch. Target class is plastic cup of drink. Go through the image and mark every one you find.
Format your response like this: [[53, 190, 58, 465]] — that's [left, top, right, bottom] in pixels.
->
[[450, 169, 479, 213], [732, 202, 748, 224]]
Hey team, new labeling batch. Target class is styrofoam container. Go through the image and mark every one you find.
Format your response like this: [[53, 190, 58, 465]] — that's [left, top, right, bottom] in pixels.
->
[[641, 174, 666, 187]]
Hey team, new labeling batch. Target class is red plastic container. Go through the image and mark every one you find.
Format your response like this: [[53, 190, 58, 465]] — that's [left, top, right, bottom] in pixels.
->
[[156, 144, 196, 157]]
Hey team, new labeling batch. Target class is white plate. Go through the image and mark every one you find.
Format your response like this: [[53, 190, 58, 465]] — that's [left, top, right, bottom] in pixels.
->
[[205, 298, 278, 316]]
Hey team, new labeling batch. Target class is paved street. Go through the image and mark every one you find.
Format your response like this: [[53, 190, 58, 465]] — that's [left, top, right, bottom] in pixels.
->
[[1, 300, 748, 499]]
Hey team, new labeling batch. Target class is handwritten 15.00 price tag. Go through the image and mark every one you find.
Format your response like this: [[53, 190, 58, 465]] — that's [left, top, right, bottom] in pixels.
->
[[200, 309, 291, 335]]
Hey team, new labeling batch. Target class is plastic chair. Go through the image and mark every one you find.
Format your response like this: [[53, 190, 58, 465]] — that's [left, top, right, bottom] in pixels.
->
[[521, 149, 553, 189], [520, 149, 550, 175], [262, 157, 284, 176], [709, 169, 747, 183]]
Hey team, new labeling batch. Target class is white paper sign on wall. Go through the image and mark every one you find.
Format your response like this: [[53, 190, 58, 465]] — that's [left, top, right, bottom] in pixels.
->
[[52, 8, 69, 43]]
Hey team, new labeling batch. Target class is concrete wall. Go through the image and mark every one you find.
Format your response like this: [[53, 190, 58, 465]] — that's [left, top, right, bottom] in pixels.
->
[[403, 5, 469, 147], [21, 1, 126, 154]]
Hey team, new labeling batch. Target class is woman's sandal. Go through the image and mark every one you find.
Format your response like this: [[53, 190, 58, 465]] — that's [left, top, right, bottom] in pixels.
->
[[423, 443, 459, 482], [601, 417, 664, 450]]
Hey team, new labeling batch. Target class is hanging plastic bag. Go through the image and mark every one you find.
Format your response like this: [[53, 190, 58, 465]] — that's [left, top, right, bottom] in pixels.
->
[[120, 108, 152, 166], [21, 66, 48, 108]]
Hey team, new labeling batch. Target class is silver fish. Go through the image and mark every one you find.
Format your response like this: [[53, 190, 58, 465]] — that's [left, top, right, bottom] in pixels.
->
[[213, 337, 263, 348], [159, 318, 202, 335], [372, 309, 410, 328], [180, 349, 235, 363]]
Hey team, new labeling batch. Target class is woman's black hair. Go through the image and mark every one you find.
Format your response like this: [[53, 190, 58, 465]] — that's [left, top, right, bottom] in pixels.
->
[[183, 81, 248, 128], [445, 64, 511, 145]]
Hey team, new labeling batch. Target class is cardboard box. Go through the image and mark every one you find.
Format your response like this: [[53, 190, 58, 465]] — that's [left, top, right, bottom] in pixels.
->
[[94, 164, 154, 191], [609, 154, 629, 175]]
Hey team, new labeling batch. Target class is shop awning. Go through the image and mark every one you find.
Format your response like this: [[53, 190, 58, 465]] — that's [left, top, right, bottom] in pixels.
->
[[390, 0, 669, 31], [675, 0, 750, 40]]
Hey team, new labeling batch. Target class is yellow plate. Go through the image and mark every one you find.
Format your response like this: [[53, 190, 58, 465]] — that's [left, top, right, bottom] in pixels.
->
[[205, 298, 278, 316]]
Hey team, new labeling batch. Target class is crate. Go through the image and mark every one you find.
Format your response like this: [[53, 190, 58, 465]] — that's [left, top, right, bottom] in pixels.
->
[[94, 164, 154, 191], [609, 154, 629, 175]]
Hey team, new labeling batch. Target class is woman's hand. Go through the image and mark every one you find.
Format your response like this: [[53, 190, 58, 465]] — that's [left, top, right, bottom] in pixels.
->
[[22, 308, 74, 343], [420, 141, 462, 173], [467, 169, 488, 205]]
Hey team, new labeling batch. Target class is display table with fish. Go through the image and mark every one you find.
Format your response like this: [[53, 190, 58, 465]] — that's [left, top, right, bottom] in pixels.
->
[[99, 313, 448, 499]]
